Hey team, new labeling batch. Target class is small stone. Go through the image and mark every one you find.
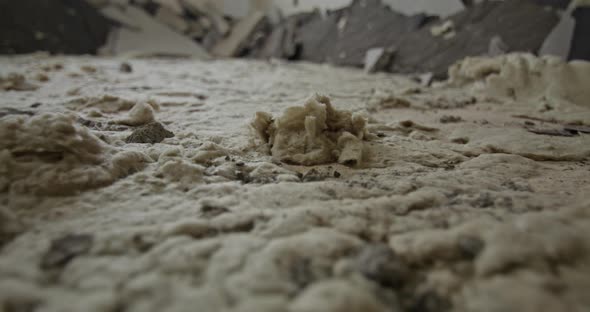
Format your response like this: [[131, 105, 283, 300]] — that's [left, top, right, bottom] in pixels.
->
[[355, 244, 409, 288], [457, 235, 485, 259], [333, 171, 341, 178], [80, 65, 97, 73], [200, 204, 229, 219], [290, 257, 314, 289], [364, 47, 395, 73], [125, 122, 174, 144], [120, 62, 133, 73], [41, 234, 93, 270], [440, 115, 463, 123], [35, 73, 49, 82]]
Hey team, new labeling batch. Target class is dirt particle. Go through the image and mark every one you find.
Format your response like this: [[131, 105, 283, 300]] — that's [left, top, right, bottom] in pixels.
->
[[80, 65, 97, 73], [200, 204, 230, 219], [302, 169, 326, 182], [0, 108, 35, 118], [457, 235, 485, 259], [236, 171, 252, 183], [525, 126, 578, 137], [409, 291, 451, 312], [132, 234, 155, 252], [440, 115, 463, 123], [41, 234, 93, 270], [291, 258, 314, 289], [77, 117, 129, 131], [35, 73, 49, 82], [125, 122, 174, 144], [564, 125, 590, 134], [333, 171, 341, 178], [355, 244, 409, 288], [473, 192, 494, 208], [451, 137, 469, 144], [119, 62, 133, 73]]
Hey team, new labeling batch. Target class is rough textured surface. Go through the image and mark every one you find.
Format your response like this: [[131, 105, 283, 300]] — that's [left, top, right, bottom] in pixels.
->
[[0, 53, 589, 311]]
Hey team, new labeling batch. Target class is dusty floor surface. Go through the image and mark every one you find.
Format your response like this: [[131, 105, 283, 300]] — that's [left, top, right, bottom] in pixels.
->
[[1, 53, 590, 312]]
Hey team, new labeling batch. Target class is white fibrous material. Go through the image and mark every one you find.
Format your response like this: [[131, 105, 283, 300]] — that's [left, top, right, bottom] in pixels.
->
[[0, 113, 148, 195], [252, 94, 369, 166], [447, 53, 590, 108]]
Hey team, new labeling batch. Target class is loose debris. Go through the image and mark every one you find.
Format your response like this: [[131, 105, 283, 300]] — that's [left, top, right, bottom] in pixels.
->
[[119, 62, 133, 73], [440, 115, 463, 123], [355, 244, 409, 288], [0, 74, 38, 91], [125, 121, 174, 144], [364, 47, 396, 73], [40, 234, 93, 270], [564, 124, 590, 134], [0, 108, 35, 118], [525, 126, 579, 137], [252, 94, 369, 166], [2, 0, 577, 76]]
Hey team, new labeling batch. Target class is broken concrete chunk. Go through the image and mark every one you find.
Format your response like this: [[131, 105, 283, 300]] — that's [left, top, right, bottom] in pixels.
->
[[212, 11, 265, 57], [430, 20, 455, 38], [570, 6, 590, 61], [251, 94, 369, 166], [392, 0, 559, 77], [100, 6, 209, 58], [126, 122, 174, 144], [364, 47, 395, 73], [181, 0, 230, 36], [155, 5, 190, 33], [41, 234, 93, 270], [154, 0, 184, 15]]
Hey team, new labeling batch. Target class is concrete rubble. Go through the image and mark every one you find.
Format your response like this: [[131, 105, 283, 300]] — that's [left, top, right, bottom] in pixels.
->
[[3, 0, 587, 73]]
